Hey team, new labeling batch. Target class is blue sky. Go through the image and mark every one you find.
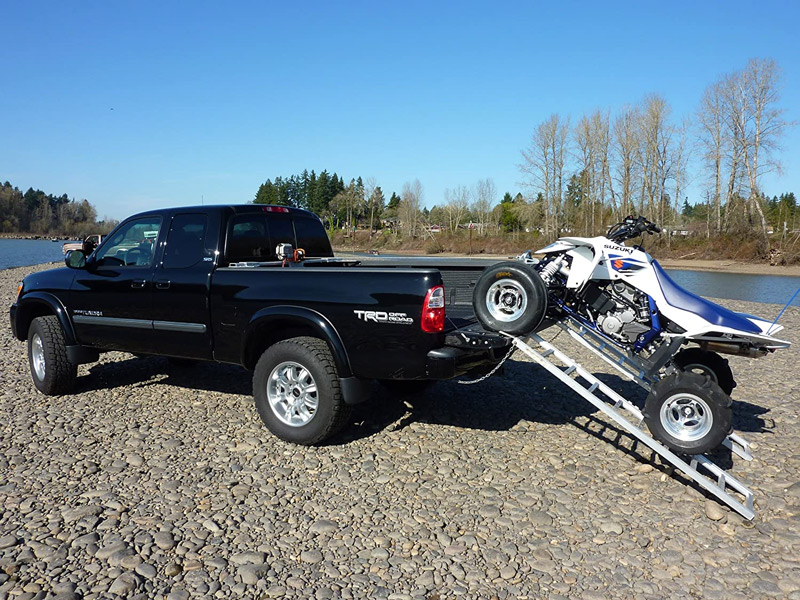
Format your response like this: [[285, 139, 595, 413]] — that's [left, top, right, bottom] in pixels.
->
[[2, 1, 799, 220]]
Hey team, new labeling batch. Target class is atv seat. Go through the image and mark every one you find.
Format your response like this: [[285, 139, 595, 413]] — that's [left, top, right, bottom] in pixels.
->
[[651, 261, 761, 334]]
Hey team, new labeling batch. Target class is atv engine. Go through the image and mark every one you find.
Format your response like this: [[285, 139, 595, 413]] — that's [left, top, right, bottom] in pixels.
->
[[582, 281, 651, 343]]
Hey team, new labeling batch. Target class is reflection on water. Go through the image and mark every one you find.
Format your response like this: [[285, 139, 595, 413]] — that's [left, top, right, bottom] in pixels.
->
[[665, 269, 800, 307]]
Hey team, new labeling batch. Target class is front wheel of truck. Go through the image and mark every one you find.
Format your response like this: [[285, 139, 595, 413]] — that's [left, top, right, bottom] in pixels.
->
[[253, 337, 351, 445], [27, 315, 77, 395]]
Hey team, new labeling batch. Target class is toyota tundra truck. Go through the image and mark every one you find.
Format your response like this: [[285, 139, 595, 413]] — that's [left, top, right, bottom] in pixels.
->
[[10, 204, 510, 444]]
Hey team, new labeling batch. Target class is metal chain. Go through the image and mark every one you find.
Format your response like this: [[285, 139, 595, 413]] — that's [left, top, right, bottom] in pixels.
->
[[456, 343, 517, 385], [455, 325, 566, 386]]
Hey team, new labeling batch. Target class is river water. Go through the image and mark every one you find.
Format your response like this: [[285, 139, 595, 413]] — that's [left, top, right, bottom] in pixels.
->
[[1, 240, 798, 307], [0, 239, 74, 271]]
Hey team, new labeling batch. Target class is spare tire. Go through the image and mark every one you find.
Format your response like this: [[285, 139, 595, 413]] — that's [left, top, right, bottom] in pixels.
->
[[473, 262, 548, 335]]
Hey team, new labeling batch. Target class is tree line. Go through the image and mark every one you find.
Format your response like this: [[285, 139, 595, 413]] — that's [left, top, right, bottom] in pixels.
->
[[253, 170, 514, 240], [0, 182, 116, 237]]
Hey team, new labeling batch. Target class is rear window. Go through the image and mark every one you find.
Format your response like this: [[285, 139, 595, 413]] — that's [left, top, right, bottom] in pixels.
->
[[225, 212, 332, 263], [293, 216, 333, 257]]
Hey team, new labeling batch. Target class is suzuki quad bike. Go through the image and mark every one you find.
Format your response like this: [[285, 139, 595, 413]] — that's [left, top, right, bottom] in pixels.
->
[[473, 215, 791, 455]]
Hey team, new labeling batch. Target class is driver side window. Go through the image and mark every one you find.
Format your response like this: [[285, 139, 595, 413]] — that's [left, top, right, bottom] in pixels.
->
[[95, 217, 162, 268]]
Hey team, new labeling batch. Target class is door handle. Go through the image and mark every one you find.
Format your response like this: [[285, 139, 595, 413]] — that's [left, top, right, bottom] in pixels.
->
[[155, 280, 171, 290], [131, 280, 146, 289]]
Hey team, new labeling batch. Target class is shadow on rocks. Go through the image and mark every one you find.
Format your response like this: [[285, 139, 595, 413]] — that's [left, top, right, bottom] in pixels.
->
[[80, 355, 253, 396], [339, 360, 622, 444], [731, 400, 772, 434]]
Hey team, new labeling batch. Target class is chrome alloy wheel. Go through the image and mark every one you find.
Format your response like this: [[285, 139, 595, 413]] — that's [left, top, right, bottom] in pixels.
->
[[659, 393, 713, 442], [31, 333, 46, 381], [266, 361, 318, 427], [485, 279, 528, 323]]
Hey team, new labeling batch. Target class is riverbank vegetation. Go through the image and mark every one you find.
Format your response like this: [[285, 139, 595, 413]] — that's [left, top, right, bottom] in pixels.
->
[[0, 182, 117, 238]]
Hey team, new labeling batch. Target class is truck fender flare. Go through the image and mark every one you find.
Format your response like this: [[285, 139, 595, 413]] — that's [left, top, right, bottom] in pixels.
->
[[14, 292, 77, 345], [244, 306, 353, 377]]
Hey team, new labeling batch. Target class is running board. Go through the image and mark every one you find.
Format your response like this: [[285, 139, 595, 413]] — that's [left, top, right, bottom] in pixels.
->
[[504, 331, 756, 520]]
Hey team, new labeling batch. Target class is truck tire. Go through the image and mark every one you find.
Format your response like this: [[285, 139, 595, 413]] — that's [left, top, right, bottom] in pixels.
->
[[27, 316, 77, 395], [253, 337, 351, 445], [644, 371, 732, 455], [673, 348, 735, 396], [473, 262, 548, 335]]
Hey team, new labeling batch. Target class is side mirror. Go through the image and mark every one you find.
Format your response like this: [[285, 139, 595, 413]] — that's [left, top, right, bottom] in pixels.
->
[[65, 249, 87, 269]]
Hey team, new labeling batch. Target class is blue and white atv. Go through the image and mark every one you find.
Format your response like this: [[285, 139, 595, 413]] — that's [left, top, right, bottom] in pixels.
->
[[473, 215, 791, 455]]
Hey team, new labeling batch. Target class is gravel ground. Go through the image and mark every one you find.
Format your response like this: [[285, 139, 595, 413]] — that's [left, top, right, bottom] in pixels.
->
[[1, 262, 799, 600]]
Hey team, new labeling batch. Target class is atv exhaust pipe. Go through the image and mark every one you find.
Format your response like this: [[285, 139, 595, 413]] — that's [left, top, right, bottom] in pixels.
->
[[701, 342, 768, 358]]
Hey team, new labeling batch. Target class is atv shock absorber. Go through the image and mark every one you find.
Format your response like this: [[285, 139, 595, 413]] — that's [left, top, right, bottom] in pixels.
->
[[539, 257, 565, 283]]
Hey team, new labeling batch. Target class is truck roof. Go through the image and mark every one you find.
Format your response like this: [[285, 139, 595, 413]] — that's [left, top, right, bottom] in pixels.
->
[[128, 204, 321, 220]]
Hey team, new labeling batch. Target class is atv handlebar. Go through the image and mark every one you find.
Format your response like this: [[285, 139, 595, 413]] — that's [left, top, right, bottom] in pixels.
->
[[607, 216, 661, 242]]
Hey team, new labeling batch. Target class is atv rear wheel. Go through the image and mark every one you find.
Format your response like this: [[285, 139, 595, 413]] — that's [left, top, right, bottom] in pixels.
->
[[644, 371, 732, 455], [473, 262, 548, 335]]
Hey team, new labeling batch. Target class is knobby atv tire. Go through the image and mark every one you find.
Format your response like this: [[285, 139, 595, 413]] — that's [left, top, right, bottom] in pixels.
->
[[644, 371, 732, 455], [673, 347, 736, 396], [253, 337, 351, 445], [473, 261, 548, 335], [27, 315, 77, 395]]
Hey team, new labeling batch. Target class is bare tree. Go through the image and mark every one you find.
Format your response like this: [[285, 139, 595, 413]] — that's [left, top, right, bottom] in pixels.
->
[[742, 58, 787, 247], [612, 105, 641, 220], [697, 81, 726, 233], [520, 114, 569, 238], [702, 58, 788, 246], [636, 94, 674, 225], [443, 186, 470, 233], [399, 179, 423, 238], [472, 178, 497, 234], [670, 118, 691, 243], [362, 177, 382, 236], [574, 110, 612, 234]]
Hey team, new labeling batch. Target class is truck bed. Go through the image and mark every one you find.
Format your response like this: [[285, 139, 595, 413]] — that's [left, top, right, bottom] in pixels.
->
[[354, 255, 505, 328]]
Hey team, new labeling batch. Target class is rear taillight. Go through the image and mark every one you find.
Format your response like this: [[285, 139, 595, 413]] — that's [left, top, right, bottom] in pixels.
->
[[421, 285, 445, 333]]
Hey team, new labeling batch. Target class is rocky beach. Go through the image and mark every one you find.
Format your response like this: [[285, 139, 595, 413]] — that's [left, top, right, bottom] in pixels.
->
[[1, 262, 799, 599]]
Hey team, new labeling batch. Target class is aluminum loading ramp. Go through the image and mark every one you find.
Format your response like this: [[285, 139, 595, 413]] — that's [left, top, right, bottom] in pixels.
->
[[504, 321, 756, 520]]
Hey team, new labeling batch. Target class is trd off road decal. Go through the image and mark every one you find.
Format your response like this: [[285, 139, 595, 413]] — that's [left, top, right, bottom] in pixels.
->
[[353, 310, 414, 325]]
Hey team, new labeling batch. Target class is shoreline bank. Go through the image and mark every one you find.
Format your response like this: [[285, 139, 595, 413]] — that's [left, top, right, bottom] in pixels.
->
[[334, 247, 800, 277]]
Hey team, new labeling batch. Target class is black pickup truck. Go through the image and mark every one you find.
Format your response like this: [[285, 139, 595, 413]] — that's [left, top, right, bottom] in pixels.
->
[[10, 205, 510, 444]]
